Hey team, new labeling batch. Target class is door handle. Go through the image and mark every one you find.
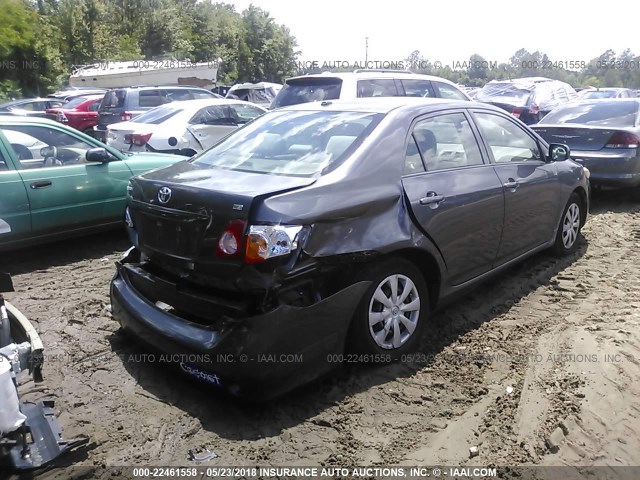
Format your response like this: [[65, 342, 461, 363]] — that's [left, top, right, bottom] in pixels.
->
[[30, 180, 52, 189], [503, 179, 519, 190], [419, 192, 445, 206]]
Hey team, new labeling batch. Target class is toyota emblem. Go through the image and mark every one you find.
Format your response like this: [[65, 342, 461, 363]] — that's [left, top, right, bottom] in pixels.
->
[[157, 186, 172, 204]]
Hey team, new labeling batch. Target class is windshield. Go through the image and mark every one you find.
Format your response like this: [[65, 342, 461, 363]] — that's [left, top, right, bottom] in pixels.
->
[[540, 101, 639, 127], [131, 106, 183, 124], [192, 110, 382, 177], [476, 83, 532, 105]]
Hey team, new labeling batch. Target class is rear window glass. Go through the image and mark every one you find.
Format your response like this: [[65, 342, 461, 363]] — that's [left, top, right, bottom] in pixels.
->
[[61, 97, 87, 109], [581, 90, 619, 99], [192, 110, 382, 177], [132, 107, 183, 124], [540, 101, 639, 127], [272, 78, 342, 108], [477, 83, 532, 105], [100, 90, 126, 109]]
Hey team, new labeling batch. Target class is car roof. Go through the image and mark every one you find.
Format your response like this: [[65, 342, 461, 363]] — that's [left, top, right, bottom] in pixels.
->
[[285, 70, 462, 85], [0, 98, 52, 106], [107, 85, 213, 92], [158, 99, 268, 110], [277, 97, 494, 114], [0, 116, 65, 125]]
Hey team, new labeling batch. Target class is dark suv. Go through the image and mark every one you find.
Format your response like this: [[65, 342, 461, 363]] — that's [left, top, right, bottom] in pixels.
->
[[94, 86, 218, 141], [476, 77, 578, 125]]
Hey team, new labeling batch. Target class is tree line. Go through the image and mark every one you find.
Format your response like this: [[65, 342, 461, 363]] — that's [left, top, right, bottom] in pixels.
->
[[0, 0, 299, 99], [1, 0, 639, 100]]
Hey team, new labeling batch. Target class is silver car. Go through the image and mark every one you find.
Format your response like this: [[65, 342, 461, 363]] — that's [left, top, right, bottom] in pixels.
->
[[532, 99, 640, 189]]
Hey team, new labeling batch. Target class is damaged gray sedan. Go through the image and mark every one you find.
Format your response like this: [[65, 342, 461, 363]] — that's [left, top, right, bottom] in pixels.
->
[[110, 97, 590, 399]]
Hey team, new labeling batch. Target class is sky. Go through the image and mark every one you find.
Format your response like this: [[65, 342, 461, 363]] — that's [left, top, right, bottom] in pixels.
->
[[227, 0, 640, 69]]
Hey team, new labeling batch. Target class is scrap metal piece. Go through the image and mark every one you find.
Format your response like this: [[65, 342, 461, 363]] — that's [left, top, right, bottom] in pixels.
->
[[188, 448, 217, 463], [0, 401, 89, 470]]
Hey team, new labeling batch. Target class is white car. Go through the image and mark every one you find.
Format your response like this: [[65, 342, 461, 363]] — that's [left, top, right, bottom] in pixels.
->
[[106, 99, 267, 155], [270, 69, 472, 109]]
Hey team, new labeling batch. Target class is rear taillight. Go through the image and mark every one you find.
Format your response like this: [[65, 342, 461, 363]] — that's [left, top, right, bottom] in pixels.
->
[[216, 222, 304, 263], [528, 103, 539, 114], [511, 108, 522, 118], [120, 111, 133, 121], [124, 133, 152, 146], [216, 220, 246, 259], [605, 132, 640, 148]]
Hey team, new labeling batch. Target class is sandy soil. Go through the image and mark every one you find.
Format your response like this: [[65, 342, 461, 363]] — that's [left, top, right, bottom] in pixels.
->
[[2, 189, 640, 478]]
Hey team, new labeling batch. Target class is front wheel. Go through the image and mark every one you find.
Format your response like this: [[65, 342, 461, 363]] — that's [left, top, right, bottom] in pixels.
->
[[553, 193, 583, 256], [347, 258, 429, 357]]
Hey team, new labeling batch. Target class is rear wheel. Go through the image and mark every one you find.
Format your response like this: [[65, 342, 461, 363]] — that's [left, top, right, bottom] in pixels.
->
[[553, 193, 583, 256], [347, 258, 429, 358]]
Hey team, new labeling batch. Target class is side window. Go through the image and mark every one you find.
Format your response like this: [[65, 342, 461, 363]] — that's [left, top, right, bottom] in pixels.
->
[[88, 100, 101, 112], [357, 79, 399, 98], [0, 148, 8, 171], [432, 82, 468, 100], [229, 104, 265, 124], [191, 90, 215, 99], [401, 79, 435, 98], [164, 89, 194, 102], [138, 90, 163, 107], [474, 112, 543, 163], [404, 134, 426, 174], [412, 113, 484, 172], [0, 125, 106, 169]]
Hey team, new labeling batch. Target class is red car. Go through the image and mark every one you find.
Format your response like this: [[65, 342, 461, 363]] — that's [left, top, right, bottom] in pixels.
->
[[45, 94, 104, 135]]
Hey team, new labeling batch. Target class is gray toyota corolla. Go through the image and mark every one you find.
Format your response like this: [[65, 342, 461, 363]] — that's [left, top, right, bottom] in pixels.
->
[[110, 97, 590, 399]]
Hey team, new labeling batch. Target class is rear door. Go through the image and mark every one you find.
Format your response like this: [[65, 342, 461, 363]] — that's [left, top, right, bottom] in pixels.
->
[[0, 123, 132, 234], [401, 111, 505, 285], [471, 110, 561, 264], [0, 138, 31, 246]]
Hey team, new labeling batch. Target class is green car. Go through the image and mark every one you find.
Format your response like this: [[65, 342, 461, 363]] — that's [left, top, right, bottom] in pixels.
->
[[0, 116, 185, 251]]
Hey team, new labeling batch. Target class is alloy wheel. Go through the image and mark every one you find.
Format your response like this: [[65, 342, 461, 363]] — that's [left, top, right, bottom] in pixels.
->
[[368, 274, 421, 350], [562, 203, 580, 249]]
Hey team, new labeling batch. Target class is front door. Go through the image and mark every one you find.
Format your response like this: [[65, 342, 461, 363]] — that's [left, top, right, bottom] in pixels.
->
[[0, 124, 131, 234]]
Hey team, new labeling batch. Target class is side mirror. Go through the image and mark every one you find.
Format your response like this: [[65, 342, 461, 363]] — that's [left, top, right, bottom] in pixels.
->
[[548, 143, 570, 162], [86, 147, 111, 163], [40, 146, 57, 158]]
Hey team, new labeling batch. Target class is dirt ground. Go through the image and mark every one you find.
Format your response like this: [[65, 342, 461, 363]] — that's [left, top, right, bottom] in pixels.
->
[[2, 188, 640, 478]]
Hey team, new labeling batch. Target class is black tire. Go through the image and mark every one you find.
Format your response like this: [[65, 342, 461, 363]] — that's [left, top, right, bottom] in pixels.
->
[[553, 193, 583, 256], [347, 257, 429, 358]]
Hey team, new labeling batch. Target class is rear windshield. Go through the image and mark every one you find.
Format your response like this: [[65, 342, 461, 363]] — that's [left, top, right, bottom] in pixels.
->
[[61, 96, 88, 109], [271, 78, 343, 108], [541, 101, 639, 127], [192, 110, 382, 177], [581, 90, 618, 99], [476, 83, 532, 105], [100, 90, 127, 109], [132, 106, 183, 124]]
